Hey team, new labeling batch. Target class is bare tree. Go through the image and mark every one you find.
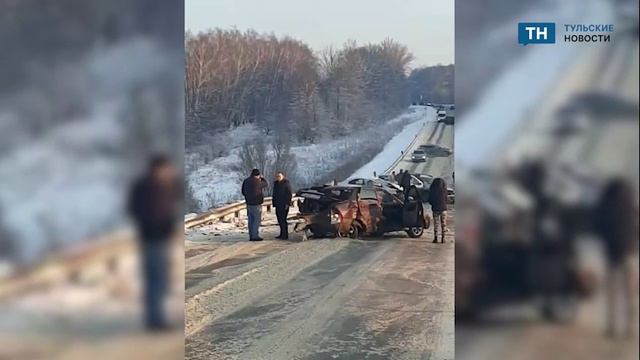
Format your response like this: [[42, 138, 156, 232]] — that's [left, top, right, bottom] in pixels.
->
[[235, 138, 269, 181]]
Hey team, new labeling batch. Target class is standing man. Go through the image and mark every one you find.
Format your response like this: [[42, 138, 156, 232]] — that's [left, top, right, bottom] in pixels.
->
[[272, 171, 293, 240], [242, 168, 268, 241], [390, 171, 397, 184], [128, 155, 181, 331], [400, 169, 412, 192]]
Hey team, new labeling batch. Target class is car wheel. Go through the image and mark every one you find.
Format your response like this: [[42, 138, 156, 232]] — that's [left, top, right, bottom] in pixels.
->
[[406, 226, 424, 238], [349, 222, 362, 239], [339, 222, 361, 239]]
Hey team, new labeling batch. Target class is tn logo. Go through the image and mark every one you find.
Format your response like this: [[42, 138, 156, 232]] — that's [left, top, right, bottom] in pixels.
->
[[518, 22, 556, 45]]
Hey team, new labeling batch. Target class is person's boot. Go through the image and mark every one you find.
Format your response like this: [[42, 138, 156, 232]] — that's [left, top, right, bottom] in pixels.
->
[[440, 234, 446, 243], [433, 233, 438, 243]]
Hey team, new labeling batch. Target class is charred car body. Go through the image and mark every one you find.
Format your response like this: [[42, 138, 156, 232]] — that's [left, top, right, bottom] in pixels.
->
[[293, 184, 430, 239]]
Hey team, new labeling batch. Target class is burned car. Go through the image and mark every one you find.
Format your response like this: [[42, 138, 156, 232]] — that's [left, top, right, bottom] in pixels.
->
[[293, 185, 430, 239]]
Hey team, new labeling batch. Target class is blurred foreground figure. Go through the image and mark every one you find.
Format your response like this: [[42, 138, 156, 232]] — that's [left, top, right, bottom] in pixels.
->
[[593, 179, 639, 338], [128, 155, 181, 330]]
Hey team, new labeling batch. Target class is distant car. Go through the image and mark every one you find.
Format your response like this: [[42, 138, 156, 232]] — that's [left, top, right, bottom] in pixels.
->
[[438, 110, 455, 125], [411, 149, 427, 162]]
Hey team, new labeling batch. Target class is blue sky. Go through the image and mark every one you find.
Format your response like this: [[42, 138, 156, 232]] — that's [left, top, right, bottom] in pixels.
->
[[185, 0, 454, 68]]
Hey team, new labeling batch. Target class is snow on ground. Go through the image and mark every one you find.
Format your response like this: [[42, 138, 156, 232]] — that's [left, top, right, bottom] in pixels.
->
[[348, 107, 433, 179], [187, 106, 432, 210], [455, 0, 610, 170]]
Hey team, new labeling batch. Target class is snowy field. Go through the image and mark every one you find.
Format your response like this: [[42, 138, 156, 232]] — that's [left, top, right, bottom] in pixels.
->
[[187, 106, 432, 211]]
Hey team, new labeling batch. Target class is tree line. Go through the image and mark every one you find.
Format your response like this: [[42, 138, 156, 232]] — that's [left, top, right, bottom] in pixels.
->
[[185, 29, 453, 150]]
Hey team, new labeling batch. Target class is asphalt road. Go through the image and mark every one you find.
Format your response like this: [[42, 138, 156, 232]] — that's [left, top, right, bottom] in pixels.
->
[[185, 116, 455, 359]]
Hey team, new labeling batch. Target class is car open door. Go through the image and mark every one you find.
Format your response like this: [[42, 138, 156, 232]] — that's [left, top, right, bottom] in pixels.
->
[[358, 187, 383, 233], [402, 186, 423, 227]]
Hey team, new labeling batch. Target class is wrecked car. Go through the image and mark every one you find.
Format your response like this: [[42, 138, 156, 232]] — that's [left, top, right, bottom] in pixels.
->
[[292, 184, 431, 239]]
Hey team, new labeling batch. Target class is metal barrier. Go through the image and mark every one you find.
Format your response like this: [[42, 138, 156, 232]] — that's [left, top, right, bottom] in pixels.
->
[[0, 229, 134, 300], [184, 196, 300, 230]]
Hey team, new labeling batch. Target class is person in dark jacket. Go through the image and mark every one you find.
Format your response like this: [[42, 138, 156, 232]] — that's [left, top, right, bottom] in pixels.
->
[[400, 170, 412, 192], [272, 171, 293, 240], [396, 169, 403, 184], [242, 168, 268, 241], [128, 154, 181, 330], [428, 177, 448, 243], [593, 179, 638, 338]]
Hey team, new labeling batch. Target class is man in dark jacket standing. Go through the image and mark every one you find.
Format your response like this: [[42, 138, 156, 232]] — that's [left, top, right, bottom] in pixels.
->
[[272, 171, 293, 240], [242, 168, 268, 241], [128, 155, 181, 330], [400, 169, 412, 192]]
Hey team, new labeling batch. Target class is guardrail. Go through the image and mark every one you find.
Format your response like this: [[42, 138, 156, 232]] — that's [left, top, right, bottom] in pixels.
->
[[185, 196, 300, 230], [0, 229, 134, 300]]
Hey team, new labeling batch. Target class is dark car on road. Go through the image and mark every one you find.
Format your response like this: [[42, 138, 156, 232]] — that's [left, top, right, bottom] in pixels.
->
[[293, 185, 431, 239]]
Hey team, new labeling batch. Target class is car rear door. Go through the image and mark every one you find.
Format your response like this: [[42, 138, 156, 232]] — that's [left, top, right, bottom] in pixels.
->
[[358, 187, 382, 233]]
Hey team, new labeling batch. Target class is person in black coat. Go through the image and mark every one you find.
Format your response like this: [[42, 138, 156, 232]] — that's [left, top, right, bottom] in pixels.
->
[[400, 170, 412, 192], [272, 171, 293, 239], [242, 169, 268, 241], [128, 154, 181, 330], [593, 179, 638, 338], [428, 177, 448, 243]]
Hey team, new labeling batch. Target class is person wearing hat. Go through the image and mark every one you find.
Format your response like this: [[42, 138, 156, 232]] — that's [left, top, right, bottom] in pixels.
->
[[241, 168, 268, 241]]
